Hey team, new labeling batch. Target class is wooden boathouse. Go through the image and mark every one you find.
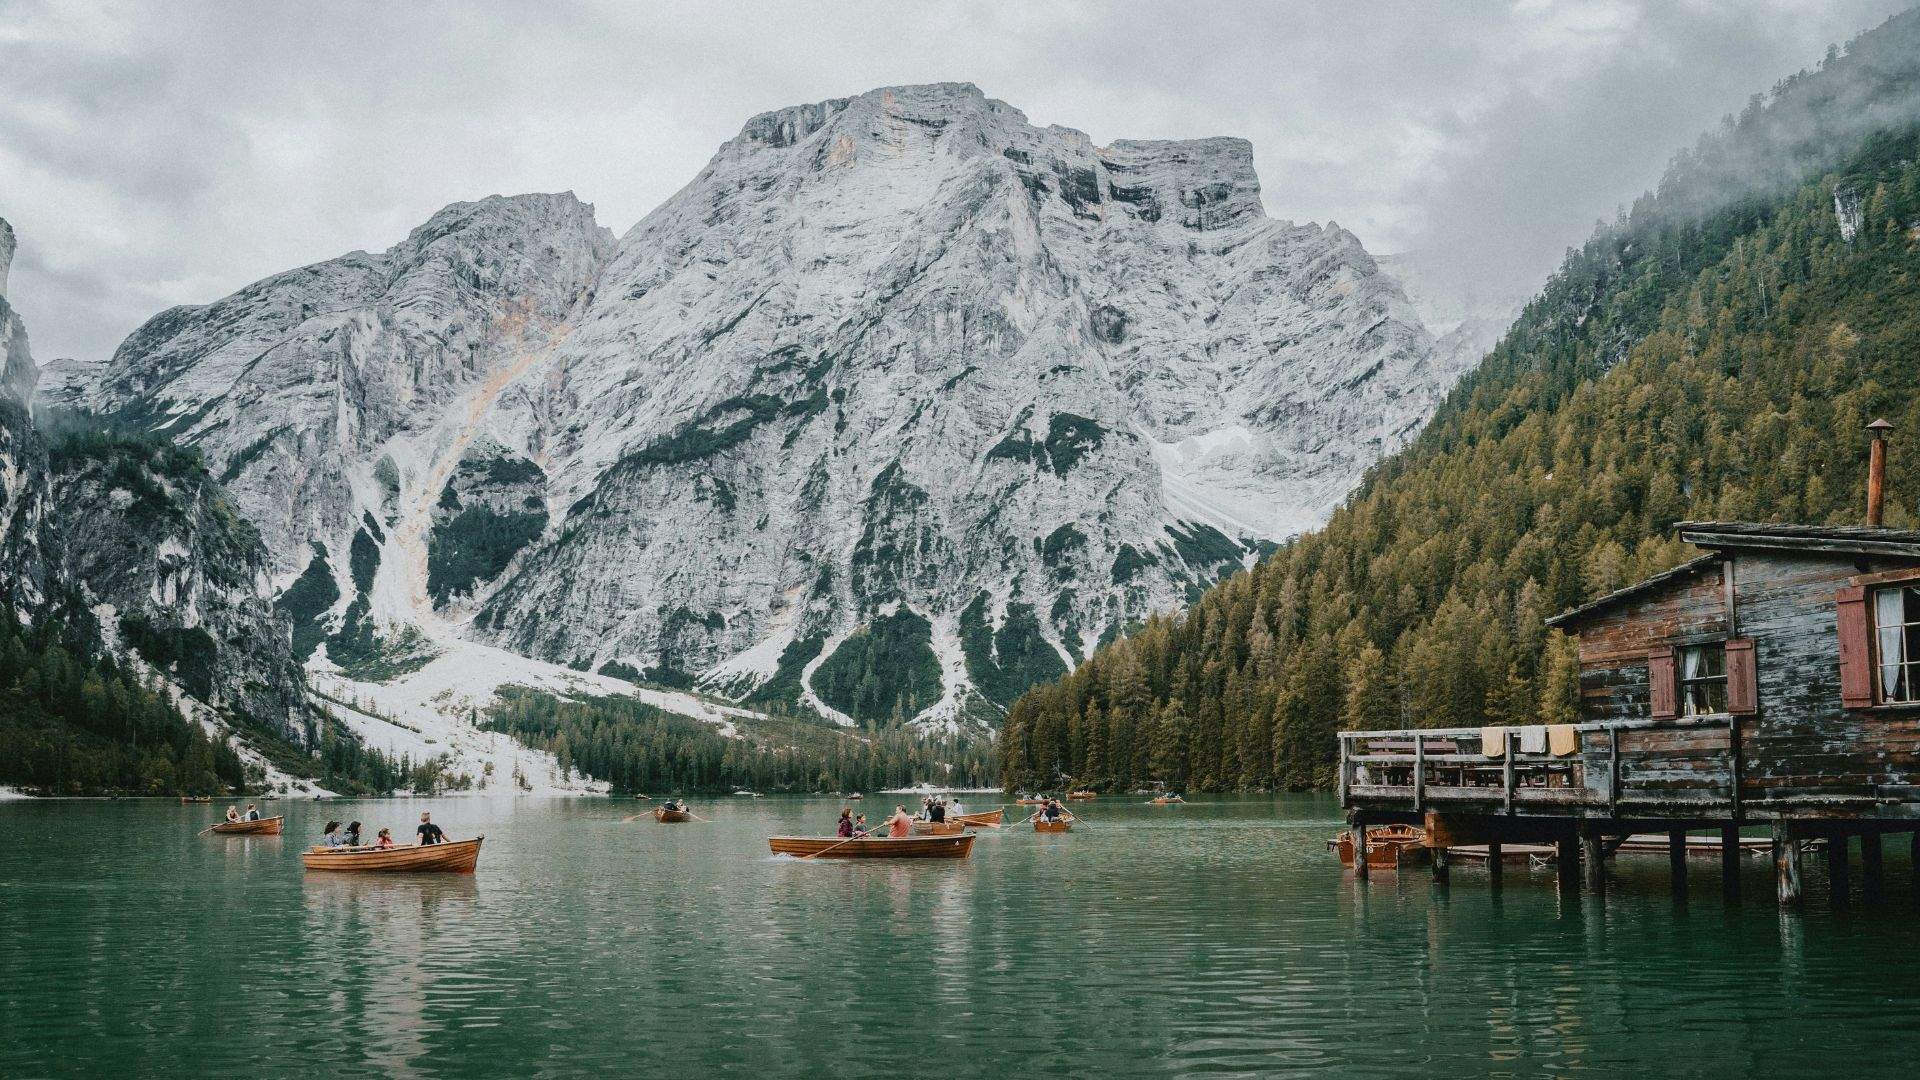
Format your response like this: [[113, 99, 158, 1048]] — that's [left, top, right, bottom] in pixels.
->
[[1338, 423, 1920, 906]]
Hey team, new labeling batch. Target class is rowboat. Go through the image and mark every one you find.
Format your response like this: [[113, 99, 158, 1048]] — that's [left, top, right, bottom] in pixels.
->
[[209, 815, 283, 836], [911, 819, 965, 835], [768, 834, 975, 859], [1330, 824, 1429, 871], [1014, 796, 1047, 805], [1149, 796, 1185, 805], [654, 808, 692, 823], [951, 809, 1004, 828], [302, 837, 484, 874], [180, 796, 212, 803], [1034, 818, 1073, 833], [1067, 790, 1097, 800]]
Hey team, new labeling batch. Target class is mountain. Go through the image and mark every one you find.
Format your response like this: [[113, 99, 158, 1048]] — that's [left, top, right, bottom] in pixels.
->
[[0, 218, 384, 795], [51, 83, 1459, 732], [997, 9, 1920, 793]]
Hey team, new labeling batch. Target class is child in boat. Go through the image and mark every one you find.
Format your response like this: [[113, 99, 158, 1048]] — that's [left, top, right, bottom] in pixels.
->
[[852, 813, 869, 837], [374, 828, 395, 849], [837, 809, 854, 838]]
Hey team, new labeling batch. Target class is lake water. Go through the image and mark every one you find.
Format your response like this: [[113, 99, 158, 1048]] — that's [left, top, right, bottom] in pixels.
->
[[4, 794, 1920, 1078]]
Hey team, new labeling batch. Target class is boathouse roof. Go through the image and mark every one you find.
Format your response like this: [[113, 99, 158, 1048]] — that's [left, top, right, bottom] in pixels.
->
[[1673, 520, 1920, 557], [1545, 521, 1920, 630]]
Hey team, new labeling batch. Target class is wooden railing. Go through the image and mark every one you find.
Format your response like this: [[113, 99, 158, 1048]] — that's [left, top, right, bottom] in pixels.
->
[[1338, 715, 1742, 819]]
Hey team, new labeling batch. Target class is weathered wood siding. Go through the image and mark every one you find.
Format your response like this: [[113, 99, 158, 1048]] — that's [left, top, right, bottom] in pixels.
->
[[1734, 550, 1920, 804], [1569, 549, 1920, 813], [1574, 559, 1728, 726]]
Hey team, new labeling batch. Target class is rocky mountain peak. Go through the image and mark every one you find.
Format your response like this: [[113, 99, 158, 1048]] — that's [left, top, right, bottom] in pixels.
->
[[56, 84, 1460, 735], [0, 216, 15, 302]]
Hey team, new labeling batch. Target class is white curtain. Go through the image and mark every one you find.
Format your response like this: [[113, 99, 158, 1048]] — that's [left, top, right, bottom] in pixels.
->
[[1877, 588, 1905, 699], [1681, 646, 1704, 682]]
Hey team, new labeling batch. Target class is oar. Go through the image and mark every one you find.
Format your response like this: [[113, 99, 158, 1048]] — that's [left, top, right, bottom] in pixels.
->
[[798, 832, 873, 860]]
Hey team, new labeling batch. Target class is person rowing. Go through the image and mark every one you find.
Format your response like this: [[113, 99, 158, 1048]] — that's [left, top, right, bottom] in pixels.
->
[[886, 805, 913, 838]]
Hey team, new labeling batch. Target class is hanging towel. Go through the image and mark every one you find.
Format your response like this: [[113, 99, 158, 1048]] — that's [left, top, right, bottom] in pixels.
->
[[1481, 726, 1507, 758], [1547, 724, 1579, 757], [1519, 725, 1547, 754]]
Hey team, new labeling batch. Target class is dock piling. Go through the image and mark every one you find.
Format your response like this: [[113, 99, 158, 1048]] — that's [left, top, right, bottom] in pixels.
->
[[1826, 830, 1849, 907], [1487, 839, 1502, 889], [1721, 824, 1741, 901], [1773, 821, 1802, 908], [1669, 828, 1688, 900], [1861, 831, 1883, 897]]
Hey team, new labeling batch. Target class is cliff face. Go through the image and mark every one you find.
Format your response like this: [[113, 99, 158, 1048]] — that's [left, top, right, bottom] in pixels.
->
[[54, 84, 1462, 728], [1, 217, 314, 747]]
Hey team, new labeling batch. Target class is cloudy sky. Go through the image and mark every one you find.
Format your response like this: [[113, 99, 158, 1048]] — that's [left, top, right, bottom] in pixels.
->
[[2, 0, 1911, 362]]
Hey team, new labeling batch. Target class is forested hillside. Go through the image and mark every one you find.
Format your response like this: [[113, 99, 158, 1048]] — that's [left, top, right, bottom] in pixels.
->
[[485, 689, 996, 794], [999, 13, 1920, 794]]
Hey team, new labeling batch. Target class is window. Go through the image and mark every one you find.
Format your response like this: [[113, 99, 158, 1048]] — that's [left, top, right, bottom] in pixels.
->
[[1873, 585, 1920, 704], [1678, 642, 1726, 715]]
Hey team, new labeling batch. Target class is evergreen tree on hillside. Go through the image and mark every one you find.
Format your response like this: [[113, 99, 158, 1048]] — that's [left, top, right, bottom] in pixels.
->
[[1001, 16, 1920, 793]]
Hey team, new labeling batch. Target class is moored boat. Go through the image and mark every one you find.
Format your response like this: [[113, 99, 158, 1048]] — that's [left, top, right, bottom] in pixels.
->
[[209, 815, 283, 836], [951, 809, 1004, 828], [1330, 824, 1429, 871], [768, 834, 975, 859], [302, 837, 484, 874], [911, 819, 965, 835], [654, 808, 692, 823], [1034, 818, 1072, 833]]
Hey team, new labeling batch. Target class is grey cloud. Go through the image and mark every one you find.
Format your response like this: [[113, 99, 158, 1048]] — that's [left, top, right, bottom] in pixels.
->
[[0, 0, 1911, 363]]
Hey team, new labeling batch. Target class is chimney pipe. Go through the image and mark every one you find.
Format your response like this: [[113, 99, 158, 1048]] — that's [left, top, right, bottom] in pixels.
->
[[1868, 418, 1893, 527]]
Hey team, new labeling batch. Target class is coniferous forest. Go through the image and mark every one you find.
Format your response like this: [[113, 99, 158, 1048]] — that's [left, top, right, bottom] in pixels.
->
[[485, 688, 997, 794], [1000, 27, 1920, 794]]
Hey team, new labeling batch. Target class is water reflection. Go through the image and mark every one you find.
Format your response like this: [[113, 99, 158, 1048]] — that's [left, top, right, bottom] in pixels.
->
[[6, 796, 1920, 1077]]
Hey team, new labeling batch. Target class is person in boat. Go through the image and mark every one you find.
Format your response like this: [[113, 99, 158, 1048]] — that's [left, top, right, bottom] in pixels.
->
[[1042, 799, 1064, 822], [245, 804, 260, 821], [344, 821, 363, 847], [225, 806, 242, 823], [837, 808, 854, 838], [852, 813, 869, 837], [374, 828, 395, 850], [417, 812, 446, 846], [320, 820, 347, 847], [950, 798, 965, 817], [886, 805, 913, 838], [929, 798, 946, 824]]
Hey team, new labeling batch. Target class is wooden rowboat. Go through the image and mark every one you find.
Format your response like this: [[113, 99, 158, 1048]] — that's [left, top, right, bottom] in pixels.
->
[[911, 819, 965, 835], [768, 834, 975, 859], [1067, 790, 1097, 800], [1149, 796, 1185, 805], [1034, 818, 1073, 833], [951, 809, 1004, 828], [1014, 797, 1047, 805], [302, 837, 483, 874], [209, 815, 283, 836], [654, 808, 692, 823], [1330, 825, 1429, 871]]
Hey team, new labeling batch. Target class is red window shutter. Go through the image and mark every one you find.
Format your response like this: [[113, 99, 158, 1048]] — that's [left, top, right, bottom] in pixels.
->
[[1726, 637, 1758, 714], [1837, 585, 1873, 708], [1648, 646, 1677, 719]]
